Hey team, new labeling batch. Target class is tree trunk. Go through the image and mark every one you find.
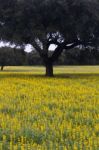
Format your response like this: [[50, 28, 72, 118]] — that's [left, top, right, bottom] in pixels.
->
[[45, 63, 53, 77], [1, 66, 4, 71]]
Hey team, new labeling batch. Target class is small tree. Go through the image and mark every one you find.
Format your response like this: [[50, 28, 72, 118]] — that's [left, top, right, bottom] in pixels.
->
[[0, 47, 15, 71]]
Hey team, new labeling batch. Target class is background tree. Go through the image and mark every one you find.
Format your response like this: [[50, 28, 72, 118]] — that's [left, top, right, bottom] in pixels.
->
[[13, 48, 26, 66], [26, 51, 42, 66], [0, 0, 99, 76], [0, 47, 26, 70], [0, 47, 15, 71]]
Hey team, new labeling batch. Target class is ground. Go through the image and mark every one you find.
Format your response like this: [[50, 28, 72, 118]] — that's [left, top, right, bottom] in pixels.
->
[[0, 66, 99, 149]]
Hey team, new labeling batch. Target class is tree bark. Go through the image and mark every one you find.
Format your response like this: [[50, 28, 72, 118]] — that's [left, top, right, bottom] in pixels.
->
[[45, 62, 53, 77], [1, 66, 4, 71]]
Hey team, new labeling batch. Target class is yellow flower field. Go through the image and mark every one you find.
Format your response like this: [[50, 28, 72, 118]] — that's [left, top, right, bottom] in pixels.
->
[[0, 66, 99, 150]]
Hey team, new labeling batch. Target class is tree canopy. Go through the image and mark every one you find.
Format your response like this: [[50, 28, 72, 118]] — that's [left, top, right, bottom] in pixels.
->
[[0, 0, 99, 76]]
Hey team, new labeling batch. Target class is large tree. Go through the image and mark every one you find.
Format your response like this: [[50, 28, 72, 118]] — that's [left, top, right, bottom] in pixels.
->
[[0, 0, 99, 76]]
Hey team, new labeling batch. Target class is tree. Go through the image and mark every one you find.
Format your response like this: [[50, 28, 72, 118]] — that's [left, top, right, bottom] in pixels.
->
[[0, 0, 99, 76], [0, 47, 15, 71], [0, 47, 26, 70]]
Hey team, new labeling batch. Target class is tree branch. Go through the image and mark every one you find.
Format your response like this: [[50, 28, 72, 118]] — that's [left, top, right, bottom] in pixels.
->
[[32, 40, 44, 58], [32, 39, 49, 63], [50, 44, 64, 62], [47, 39, 60, 49], [50, 39, 95, 62]]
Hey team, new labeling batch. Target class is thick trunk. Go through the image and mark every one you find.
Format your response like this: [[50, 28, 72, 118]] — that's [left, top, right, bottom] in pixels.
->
[[45, 62, 53, 77], [1, 66, 4, 71]]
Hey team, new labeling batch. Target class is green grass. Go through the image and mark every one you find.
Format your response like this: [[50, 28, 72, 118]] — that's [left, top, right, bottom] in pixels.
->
[[3, 65, 99, 74]]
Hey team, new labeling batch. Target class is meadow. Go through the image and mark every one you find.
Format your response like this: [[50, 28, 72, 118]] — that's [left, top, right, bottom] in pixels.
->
[[0, 66, 99, 150]]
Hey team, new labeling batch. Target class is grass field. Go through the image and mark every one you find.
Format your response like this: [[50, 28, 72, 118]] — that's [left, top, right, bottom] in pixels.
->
[[0, 66, 99, 149]]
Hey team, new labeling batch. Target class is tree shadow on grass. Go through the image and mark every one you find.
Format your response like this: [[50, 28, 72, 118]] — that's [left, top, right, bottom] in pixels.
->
[[0, 72, 44, 79], [0, 72, 99, 80], [55, 73, 99, 79]]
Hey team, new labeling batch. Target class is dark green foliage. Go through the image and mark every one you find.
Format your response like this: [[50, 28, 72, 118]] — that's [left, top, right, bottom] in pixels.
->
[[0, 0, 99, 75], [26, 51, 42, 66], [0, 47, 26, 70], [0, 47, 14, 70]]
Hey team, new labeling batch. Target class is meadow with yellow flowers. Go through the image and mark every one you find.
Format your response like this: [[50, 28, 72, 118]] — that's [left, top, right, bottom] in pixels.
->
[[0, 66, 99, 150]]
